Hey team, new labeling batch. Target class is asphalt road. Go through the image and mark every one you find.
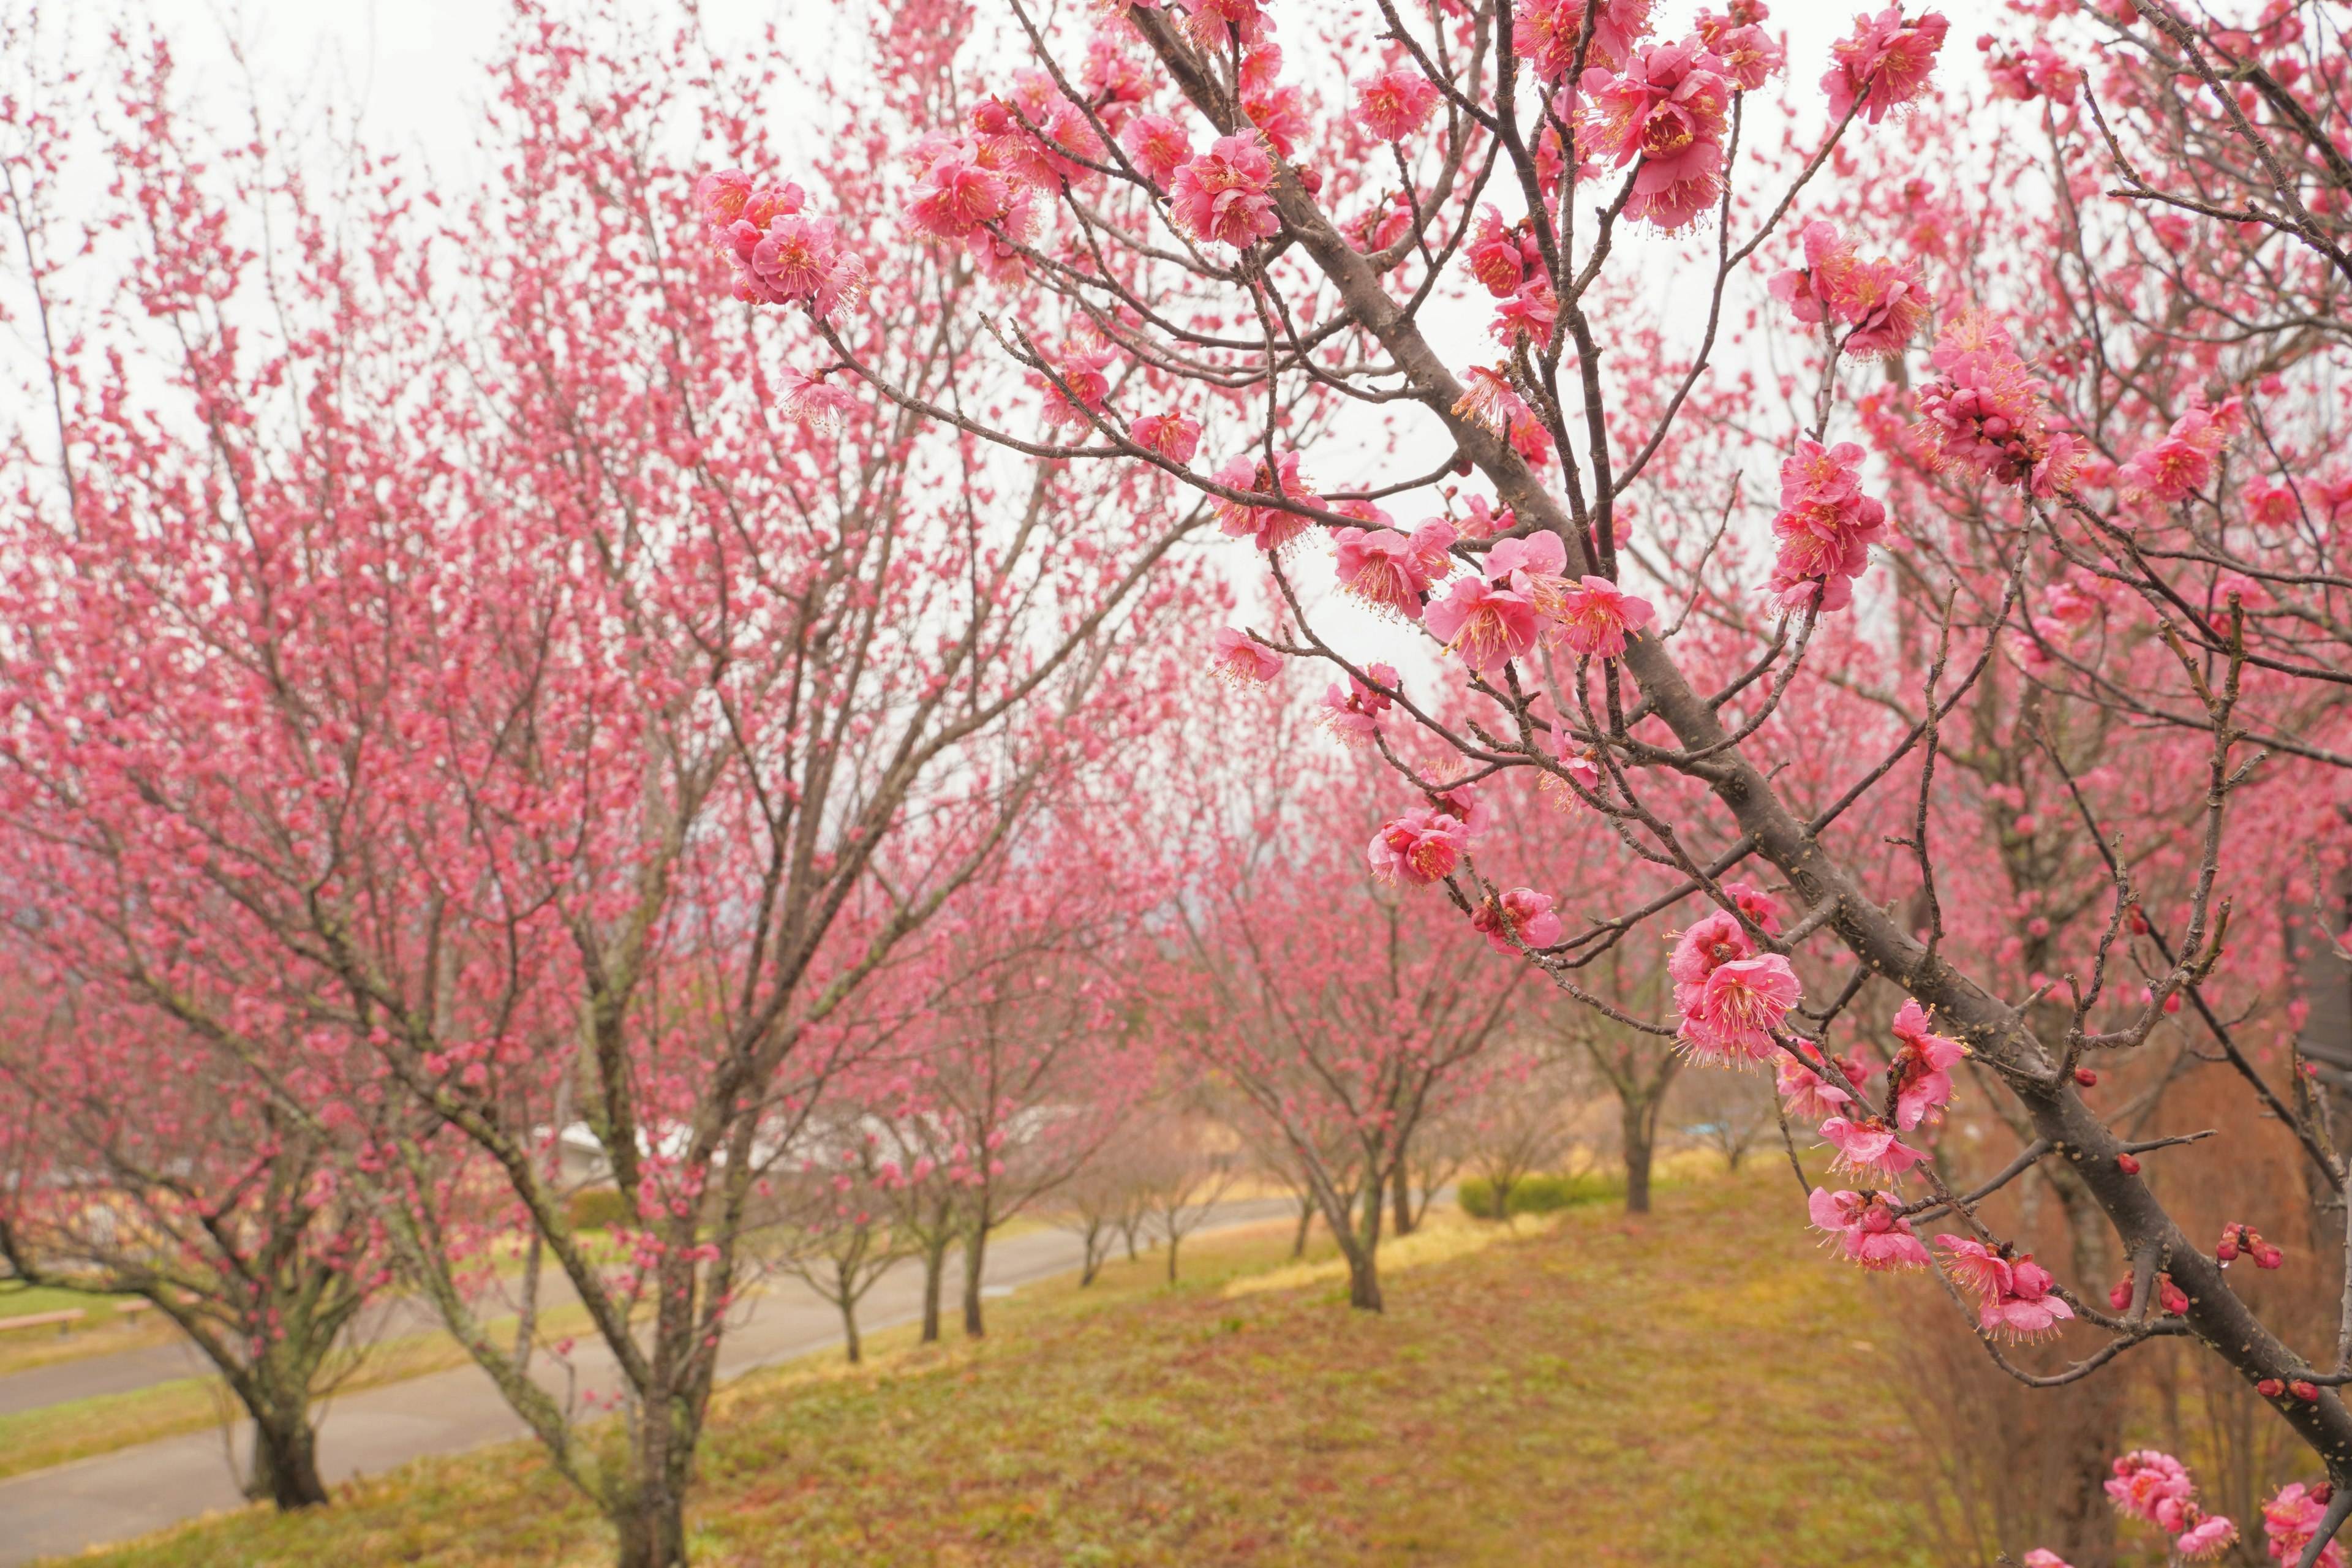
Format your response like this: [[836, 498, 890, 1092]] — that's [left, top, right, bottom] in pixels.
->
[[0, 1199, 1294, 1567]]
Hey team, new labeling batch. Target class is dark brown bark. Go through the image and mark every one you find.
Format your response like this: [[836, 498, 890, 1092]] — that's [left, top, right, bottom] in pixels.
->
[[960, 1221, 988, 1338], [245, 1411, 330, 1510]]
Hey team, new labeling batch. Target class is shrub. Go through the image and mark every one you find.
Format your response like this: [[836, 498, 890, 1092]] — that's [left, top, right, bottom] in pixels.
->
[[1457, 1172, 1619, 1219], [567, 1188, 631, 1231]]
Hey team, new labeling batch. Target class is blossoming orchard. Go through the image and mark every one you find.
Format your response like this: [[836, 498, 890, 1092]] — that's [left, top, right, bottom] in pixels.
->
[[1, 0, 2350, 1564]]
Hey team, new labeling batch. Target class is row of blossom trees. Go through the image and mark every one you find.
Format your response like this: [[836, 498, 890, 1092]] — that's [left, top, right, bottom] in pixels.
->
[[7, 0, 2352, 1564]]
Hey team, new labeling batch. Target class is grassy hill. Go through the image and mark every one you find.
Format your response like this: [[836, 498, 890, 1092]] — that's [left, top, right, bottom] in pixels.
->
[[53, 1168, 1934, 1567]]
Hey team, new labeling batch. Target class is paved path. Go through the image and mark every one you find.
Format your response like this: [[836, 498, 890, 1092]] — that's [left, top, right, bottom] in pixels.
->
[[0, 1200, 1292, 1566]]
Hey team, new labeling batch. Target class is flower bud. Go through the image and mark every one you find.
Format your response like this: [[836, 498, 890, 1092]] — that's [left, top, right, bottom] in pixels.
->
[[2293, 1380, 2320, 1401], [2073, 1067, 2098, 1087], [2258, 1378, 2284, 1398], [2115, 1153, 2141, 1175]]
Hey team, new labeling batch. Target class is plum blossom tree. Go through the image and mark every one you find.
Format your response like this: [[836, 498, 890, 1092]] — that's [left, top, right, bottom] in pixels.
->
[[722, 0, 2352, 1557]]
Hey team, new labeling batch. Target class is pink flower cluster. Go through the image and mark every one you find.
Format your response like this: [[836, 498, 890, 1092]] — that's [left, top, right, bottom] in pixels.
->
[[1807, 1187, 1929, 1272], [1467, 206, 1558, 349], [1823, 6, 1950, 125], [1453, 366, 1554, 466], [2118, 399, 2242, 507], [1767, 221, 1926, 358], [695, 172, 867, 319], [2105, 1450, 2239, 1560], [2265, 1483, 2347, 1568], [1354, 67, 1440, 143], [2217, 1221, 2285, 1270], [1513, 0, 1652, 81], [1938, 1235, 2075, 1341], [1210, 450, 1320, 551], [1767, 439, 1888, 614], [1820, 1114, 1925, 1183], [1335, 518, 1456, 617], [1694, 3, 1784, 91], [1886, 999, 1963, 1129], [1366, 807, 1472, 886], [1029, 333, 1118, 426], [1585, 37, 1735, 231], [1170, 133, 1282, 249], [1979, 36, 2082, 106], [1471, 888, 1562, 954], [1915, 312, 2085, 497], [1319, 663, 1398, 747], [1668, 908, 1800, 1066]]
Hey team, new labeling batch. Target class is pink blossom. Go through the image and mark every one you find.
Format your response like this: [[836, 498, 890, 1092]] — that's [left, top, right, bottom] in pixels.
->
[[1981, 38, 2081, 106], [1887, 998, 1964, 1129], [1473, 888, 1562, 954], [1670, 910, 1755, 998], [2264, 1483, 2347, 1568], [1585, 38, 1732, 230], [1807, 1187, 1930, 1272], [1467, 206, 1530, 297], [2106, 1450, 2195, 1530], [1241, 49, 1310, 159], [2021, 1553, 2073, 1568], [1334, 521, 1455, 617], [1820, 1114, 1926, 1182], [1769, 439, 1887, 612], [1030, 334, 1117, 426], [1178, 0, 1268, 48], [1118, 115, 1194, 188], [1493, 279, 1561, 346], [1210, 451, 1320, 551], [1424, 575, 1539, 675], [1355, 68, 1440, 141], [1483, 528, 1568, 581], [1130, 412, 1201, 464], [1937, 1234, 2011, 1302], [1210, 627, 1281, 685], [1515, 0, 1654, 80], [1320, 663, 1398, 747], [1548, 575, 1654, 658], [1453, 365, 1545, 448], [906, 137, 1011, 239], [2175, 1517, 2238, 1558], [1681, 952, 1801, 1066], [778, 365, 859, 434], [1777, 1038, 1862, 1120], [1695, 5, 1784, 89], [2119, 403, 2235, 505], [1429, 780, 1496, 840], [1169, 134, 1281, 248], [1823, 6, 1950, 126], [1367, 809, 1471, 886], [1978, 1254, 2075, 1341], [694, 171, 865, 317], [964, 188, 1036, 282], [1721, 880, 1782, 934]]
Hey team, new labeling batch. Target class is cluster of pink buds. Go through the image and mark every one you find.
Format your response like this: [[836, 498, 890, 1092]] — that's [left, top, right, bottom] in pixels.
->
[[1915, 312, 2085, 497], [2217, 1222, 2284, 1270], [1471, 888, 1562, 955], [2105, 1270, 2188, 1316]]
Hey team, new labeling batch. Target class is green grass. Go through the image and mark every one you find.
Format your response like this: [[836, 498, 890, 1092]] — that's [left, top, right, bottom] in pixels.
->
[[48, 1169, 1932, 1567]]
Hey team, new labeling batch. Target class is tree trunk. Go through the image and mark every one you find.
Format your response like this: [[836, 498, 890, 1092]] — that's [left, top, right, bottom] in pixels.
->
[[612, 1484, 689, 1568], [1079, 1222, 1105, 1286], [1390, 1160, 1414, 1236], [960, 1221, 988, 1338], [1291, 1196, 1313, 1257], [839, 1297, 862, 1366], [1166, 1228, 1181, 1283], [1344, 1242, 1383, 1311], [919, 1234, 948, 1344], [1622, 1091, 1659, 1215], [245, 1410, 330, 1510]]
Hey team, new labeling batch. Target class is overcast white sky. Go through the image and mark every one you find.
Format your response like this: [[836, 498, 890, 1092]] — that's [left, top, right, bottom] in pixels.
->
[[115, 0, 1992, 181]]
